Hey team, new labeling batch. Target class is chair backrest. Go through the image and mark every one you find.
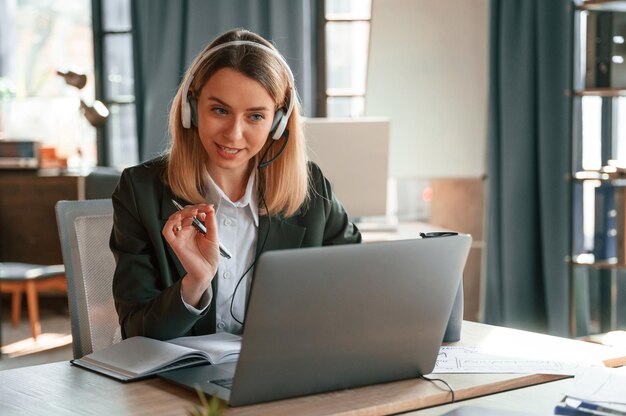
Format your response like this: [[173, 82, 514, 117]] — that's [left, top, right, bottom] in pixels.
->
[[55, 199, 120, 358], [84, 167, 121, 199]]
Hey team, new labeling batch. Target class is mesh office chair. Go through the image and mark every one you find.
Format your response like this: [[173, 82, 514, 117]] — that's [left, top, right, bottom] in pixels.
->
[[55, 199, 121, 358], [84, 167, 121, 199]]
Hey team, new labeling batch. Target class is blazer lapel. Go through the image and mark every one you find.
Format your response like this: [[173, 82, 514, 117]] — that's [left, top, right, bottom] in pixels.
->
[[256, 215, 306, 257]]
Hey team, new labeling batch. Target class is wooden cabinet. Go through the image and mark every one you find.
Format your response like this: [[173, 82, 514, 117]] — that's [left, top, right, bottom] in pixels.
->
[[0, 172, 83, 265]]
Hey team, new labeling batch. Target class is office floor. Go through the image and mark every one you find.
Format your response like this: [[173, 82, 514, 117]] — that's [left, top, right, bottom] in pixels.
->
[[0, 295, 72, 370]]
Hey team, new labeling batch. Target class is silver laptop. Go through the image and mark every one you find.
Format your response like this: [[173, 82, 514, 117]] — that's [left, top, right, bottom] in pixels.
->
[[161, 235, 471, 406]]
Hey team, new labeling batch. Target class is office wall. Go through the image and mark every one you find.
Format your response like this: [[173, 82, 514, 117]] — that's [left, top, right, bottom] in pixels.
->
[[365, 0, 489, 179], [364, 1, 489, 321]]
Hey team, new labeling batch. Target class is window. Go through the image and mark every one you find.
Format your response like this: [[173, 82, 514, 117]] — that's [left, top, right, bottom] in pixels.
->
[[88, 1, 371, 165], [92, 0, 138, 168], [324, 0, 372, 117], [0, 0, 94, 169]]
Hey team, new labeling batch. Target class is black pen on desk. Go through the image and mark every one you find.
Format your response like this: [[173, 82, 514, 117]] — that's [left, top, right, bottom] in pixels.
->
[[171, 199, 232, 259]]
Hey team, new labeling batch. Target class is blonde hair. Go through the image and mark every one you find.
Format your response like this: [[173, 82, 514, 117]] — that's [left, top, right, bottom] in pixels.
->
[[166, 29, 309, 217]]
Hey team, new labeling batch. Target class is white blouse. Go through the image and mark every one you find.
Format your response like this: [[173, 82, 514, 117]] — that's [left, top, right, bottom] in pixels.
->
[[181, 169, 259, 335]]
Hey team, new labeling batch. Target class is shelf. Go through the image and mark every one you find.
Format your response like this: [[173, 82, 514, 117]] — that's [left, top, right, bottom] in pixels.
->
[[577, 0, 626, 12], [573, 171, 626, 183], [573, 171, 610, 180], [573, 88, 626, 97], [571, 254, 625, 269]]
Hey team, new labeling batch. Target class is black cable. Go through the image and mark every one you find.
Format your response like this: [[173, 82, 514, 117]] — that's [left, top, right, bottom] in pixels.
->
[[258, 133, 289, 168], [226, 126, 289, 327], [419, 232, 458, 238], [420, 375, 455, 403], [228, 154, 273, 326], [228, 190, 270, 326]]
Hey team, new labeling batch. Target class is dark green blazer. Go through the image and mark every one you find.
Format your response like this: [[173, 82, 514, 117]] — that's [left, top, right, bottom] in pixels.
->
[[110, 157, 361, 340]]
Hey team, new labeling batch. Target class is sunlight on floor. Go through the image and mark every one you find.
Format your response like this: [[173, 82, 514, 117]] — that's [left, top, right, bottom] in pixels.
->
[[1, 311, 73, 369], [1, 333, 73, 358]]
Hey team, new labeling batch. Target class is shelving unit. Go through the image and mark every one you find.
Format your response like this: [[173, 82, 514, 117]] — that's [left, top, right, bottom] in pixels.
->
[[570, 0, 626, 337], [580, 0, 626, 12], [575, 88, 626, 96]]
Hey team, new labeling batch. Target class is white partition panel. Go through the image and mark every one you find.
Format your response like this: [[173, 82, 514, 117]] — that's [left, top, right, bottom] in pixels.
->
[[365, 0, 489, 178], [304, 117, 390, 218]]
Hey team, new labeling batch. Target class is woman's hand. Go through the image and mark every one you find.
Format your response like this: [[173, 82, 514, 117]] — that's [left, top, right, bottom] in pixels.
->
[[162, 203, 219, 307]]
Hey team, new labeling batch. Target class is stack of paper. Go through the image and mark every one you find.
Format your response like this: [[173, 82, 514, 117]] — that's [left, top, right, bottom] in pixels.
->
[[555, 367, 626, 415], [433, 346, 603, 375]]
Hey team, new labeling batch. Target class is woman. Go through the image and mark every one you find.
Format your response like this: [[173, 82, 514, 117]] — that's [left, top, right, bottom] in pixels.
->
[[110, 29, 361, 340]]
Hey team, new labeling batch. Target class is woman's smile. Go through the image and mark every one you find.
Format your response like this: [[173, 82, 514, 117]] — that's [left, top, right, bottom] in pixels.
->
[[216, 143, 242, 157]]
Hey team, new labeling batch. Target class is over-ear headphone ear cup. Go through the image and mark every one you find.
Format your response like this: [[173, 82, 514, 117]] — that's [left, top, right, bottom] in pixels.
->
[[270, 108, 285, 133], [270, 108, 285, 138], [189, 97, 198, 127], [181, 98, 192, 128]]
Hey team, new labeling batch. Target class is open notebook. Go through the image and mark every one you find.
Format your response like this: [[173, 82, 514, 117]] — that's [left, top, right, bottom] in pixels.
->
[[71, 332, 241, 381]]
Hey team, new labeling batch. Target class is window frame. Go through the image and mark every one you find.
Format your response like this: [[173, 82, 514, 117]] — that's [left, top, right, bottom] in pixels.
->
[[91, 0, 137, 167], [322, 2, 373, 118]]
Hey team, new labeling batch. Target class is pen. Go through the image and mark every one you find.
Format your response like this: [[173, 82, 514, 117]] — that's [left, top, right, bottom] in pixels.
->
[[171, 199, 232, 259]]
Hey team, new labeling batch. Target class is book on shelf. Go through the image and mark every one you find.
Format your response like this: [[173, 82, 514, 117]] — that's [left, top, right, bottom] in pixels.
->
[[585, 11, 626, 89], [71, 332, 242, 381], [593, 182, 617, 261], [616, 185, 626, 265], [573, 182, 586, 257]]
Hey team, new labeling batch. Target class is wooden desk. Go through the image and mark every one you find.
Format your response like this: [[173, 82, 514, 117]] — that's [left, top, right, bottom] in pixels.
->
[[408, 378, 574, 415], [1, 322, 625, 416]]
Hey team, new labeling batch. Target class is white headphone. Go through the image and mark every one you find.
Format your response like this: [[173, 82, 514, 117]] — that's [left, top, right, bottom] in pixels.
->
[[180, 40, 296, 141]]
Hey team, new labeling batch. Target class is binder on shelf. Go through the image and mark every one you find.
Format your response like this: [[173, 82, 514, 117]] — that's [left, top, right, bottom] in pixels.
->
[[586, 11, 612, 88], [573, 182, 586, 257], [585, 11, 626, 89], [612, 13, 626, 88], [615, 186, 626, 265], [593, 182, 617, 261]]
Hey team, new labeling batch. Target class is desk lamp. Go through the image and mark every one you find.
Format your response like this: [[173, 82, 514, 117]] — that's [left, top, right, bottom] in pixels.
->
[[57, 69, 109, 127], [57, 68, 109, 170]]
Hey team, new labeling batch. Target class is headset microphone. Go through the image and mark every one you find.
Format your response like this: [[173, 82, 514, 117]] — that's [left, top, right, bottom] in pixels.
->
[[258, 132, 289, 169]]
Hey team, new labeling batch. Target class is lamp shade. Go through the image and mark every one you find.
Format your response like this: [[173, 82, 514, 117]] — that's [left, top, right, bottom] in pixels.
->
[[80, 99, 109, 127]]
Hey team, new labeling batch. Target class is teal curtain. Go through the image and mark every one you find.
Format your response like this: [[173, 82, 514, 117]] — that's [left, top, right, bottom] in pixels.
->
[[486, 0, 571, 336], [131, 0, 321, 161]]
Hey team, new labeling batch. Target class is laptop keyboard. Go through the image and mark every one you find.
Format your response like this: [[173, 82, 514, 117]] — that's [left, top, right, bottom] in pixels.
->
[[211, 378, 234, 390]]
